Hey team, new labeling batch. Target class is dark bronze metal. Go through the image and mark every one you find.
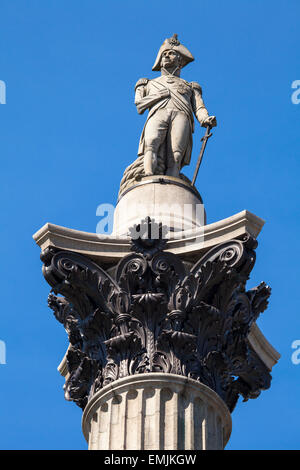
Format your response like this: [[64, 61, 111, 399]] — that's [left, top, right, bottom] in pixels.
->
[[41, 217, 272, 412]]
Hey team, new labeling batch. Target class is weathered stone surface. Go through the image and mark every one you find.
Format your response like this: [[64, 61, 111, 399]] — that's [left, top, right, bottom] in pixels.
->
[[120, 34, 216, 193], [113, 176, 206, 237], [82, 373, 232, 450], [33, 209, 265, 264]]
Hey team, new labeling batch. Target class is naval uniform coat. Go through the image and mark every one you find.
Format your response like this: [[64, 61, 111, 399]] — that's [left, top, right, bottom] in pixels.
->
[[135, 75, 209, 168]]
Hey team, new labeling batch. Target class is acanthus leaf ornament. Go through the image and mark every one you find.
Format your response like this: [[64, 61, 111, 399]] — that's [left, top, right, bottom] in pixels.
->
[[42, 219, 272, 412]]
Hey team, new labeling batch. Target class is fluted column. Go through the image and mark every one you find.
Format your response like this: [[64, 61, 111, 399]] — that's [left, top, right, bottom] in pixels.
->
[[82, 373, 231, 450]]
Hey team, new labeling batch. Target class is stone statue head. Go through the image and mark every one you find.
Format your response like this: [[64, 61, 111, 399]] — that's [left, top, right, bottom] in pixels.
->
[[152, 34, 194, 72], [160, 49, 183, 71]]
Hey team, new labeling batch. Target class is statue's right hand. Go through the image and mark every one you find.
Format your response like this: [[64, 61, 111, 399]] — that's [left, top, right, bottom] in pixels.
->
[[159, 88, 170, 98]]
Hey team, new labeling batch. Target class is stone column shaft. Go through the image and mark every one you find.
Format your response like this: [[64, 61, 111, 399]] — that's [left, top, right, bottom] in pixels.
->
[[82, 374, 231, 450]]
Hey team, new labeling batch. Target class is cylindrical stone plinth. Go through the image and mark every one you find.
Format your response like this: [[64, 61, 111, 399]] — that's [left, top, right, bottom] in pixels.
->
[[82, 373, 231, 450], [113, 176, 206, 237]]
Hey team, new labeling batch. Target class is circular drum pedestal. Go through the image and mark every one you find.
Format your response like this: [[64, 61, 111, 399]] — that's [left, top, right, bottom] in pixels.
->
[[113, 176, 206, 237], [82, 373, 232, 450]]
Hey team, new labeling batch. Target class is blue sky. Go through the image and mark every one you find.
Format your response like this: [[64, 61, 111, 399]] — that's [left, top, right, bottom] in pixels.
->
[[0, 0, 299, 450]]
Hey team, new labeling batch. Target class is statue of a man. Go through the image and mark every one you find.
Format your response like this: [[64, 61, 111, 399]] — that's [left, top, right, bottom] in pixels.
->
[[135, 34, 216, 178]]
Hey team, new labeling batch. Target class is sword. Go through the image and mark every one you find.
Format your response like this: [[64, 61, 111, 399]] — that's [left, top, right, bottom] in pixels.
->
[[191, 125, 213, 186]]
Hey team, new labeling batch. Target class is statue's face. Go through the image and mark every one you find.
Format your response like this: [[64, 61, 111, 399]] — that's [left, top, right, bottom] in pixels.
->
[[160, 49, 181, 69]]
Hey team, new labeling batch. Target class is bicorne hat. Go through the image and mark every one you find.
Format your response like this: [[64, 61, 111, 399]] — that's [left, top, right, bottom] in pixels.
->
[[152, 34, 194, 71]]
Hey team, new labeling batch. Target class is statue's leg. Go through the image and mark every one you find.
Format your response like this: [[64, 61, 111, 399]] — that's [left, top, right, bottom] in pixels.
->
[[166, 112, 190, 178], [144, 150, 157, 176], [143, 111, 169, 176], [166, 152, 182, 177]]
